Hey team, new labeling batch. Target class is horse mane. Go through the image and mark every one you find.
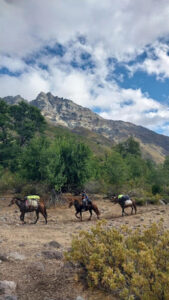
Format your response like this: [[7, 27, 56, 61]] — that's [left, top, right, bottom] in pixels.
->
[[68, 197, 81, 207], [14, 197, 23, 201]]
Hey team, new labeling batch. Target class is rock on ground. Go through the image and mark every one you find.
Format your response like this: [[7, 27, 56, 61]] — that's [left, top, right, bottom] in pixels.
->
[[0, 281, 16, 296]]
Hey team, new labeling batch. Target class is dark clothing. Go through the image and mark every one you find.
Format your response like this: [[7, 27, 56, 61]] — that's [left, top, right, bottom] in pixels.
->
[[118, 195, 129, 206], [82, 193, 92, 209]]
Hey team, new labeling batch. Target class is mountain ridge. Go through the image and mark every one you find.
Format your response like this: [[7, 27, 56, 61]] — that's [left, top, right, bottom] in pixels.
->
[[2, 92, 169, 162]]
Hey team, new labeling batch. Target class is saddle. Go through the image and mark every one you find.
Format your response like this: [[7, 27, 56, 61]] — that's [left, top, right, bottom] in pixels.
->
[[81, 201, 92, 211]]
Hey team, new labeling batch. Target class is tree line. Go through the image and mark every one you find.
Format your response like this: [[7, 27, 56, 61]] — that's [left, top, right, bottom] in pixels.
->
[[1, 99, 169, 202]]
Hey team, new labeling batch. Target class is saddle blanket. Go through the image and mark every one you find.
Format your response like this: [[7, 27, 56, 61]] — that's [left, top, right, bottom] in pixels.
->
[[125, 199, 132, 205]]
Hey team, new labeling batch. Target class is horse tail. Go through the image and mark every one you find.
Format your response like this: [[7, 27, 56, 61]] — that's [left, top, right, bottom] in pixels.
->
[[92, 204, 101, 218], [44, 206, 47, 217], [43, 205, 48, 224]]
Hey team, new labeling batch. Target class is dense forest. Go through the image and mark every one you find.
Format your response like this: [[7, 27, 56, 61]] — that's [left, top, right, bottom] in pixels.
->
[[1, 99, 169, 204]]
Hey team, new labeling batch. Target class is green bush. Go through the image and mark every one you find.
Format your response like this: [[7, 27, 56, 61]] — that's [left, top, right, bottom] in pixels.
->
[[0, 170, 21, 192], [66, 221, 169, 300], [135, 197, 147, 206], [152, 184, 162, 195]]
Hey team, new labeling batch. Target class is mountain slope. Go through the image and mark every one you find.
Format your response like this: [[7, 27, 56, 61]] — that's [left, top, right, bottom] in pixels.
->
[[2, 92, 169, 162]]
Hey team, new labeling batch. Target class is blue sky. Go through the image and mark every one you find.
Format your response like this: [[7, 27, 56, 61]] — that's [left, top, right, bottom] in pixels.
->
[[1, 0, 169, 135]]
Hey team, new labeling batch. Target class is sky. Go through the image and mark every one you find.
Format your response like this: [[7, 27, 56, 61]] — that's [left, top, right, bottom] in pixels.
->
[[1, 0, 169, 135]]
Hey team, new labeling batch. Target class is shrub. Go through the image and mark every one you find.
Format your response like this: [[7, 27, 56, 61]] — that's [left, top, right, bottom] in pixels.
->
[[66, 221, 169, 300], [0, 170, 21, 193], [84, 180, 106, 194], [152, 184, 162, 195], [135, 197, 146, 206]]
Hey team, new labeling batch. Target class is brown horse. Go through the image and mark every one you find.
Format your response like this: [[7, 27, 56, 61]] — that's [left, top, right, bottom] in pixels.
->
[[69, 198, 100, 221], [112, 196, 137, 217], [8, 197, 47, 224]]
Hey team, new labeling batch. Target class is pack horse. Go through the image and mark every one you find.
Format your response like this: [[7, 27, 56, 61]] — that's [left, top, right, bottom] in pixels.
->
[[8, 195, 47, 224], [112, 195, 137, 217]]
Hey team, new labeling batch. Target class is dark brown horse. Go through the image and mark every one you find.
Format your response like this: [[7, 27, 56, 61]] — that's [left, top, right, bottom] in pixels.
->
[[112, 196, 137, 217], [69, 198, 100, 221], [8, 197, 47, 224]]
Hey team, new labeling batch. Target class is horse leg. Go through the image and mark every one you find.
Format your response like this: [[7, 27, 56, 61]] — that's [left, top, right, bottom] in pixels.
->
[[134, 203, 137, 214], [20, 212, 26, 224], [88, 209, 92, 221], [92, 204, 100, 219], [40, 207, 47, 224], [131, 205, 133, 215], [80, 211, 82, 222], [34, 211, 39, 224], [75, 212, 80, 219], [44, 207, 48, 224]]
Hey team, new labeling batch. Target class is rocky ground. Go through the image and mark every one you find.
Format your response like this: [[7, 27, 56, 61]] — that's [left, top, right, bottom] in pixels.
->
[[0, 194, 169, 300]]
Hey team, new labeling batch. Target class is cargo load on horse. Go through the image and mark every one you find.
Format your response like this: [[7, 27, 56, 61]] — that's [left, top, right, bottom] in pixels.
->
[[25, 195, 40, 208]]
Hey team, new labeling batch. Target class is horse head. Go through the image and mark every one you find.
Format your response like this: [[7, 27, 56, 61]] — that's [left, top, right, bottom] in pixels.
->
[[111, 195, 118, 203], [8, 197, 21, 206], [68, 199, 74, 208]]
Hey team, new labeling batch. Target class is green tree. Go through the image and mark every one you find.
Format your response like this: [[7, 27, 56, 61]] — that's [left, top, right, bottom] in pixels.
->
[[0, 100, 12, 145], [125, 154, 147, 179], [9, 101, 46, 146], [116, 137, 141, 158], [104, 150, 127, 187], [44, 140, 66, 191], [0, 100, 20, 168], [60, 138, 93, 191], [19, 137, 49, 181]]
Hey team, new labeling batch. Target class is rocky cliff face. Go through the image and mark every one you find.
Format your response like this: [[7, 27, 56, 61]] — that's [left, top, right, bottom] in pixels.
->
[[3, 95, 26, 105], [2, 91, 169, 162]]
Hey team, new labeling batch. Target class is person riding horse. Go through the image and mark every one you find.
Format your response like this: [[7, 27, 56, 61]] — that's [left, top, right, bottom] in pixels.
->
[[82, 191, 92, 210]]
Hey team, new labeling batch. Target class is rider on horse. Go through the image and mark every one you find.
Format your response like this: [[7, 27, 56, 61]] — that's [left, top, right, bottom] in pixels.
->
[[82, 191, 92, 209]]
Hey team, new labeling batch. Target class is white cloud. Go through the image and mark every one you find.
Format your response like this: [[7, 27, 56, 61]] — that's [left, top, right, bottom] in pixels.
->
[[1, 0, 169, 134], [0, 70, 49, 99], [128, 42, 169, 79], [1, 0, 169, 58]]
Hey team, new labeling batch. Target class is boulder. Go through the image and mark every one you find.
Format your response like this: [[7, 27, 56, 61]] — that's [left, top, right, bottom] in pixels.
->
[[42, 250, 63, 260], [8, 252, 25, 261], [159, 200, 166, 205], [28, 262, 45, 272], [45, 241, 61, 248], [0, 281, 16, 295], [0, 296, 18, 300], [0, 254, 8, 262]]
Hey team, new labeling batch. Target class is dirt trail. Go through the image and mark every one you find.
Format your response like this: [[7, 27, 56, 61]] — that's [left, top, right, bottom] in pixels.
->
[[0, 195, 169, 300]]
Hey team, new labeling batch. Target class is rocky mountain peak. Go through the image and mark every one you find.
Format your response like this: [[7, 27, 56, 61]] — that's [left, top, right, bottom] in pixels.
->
[[2, 92, 169, 162], [3, 94, 27, 105]]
